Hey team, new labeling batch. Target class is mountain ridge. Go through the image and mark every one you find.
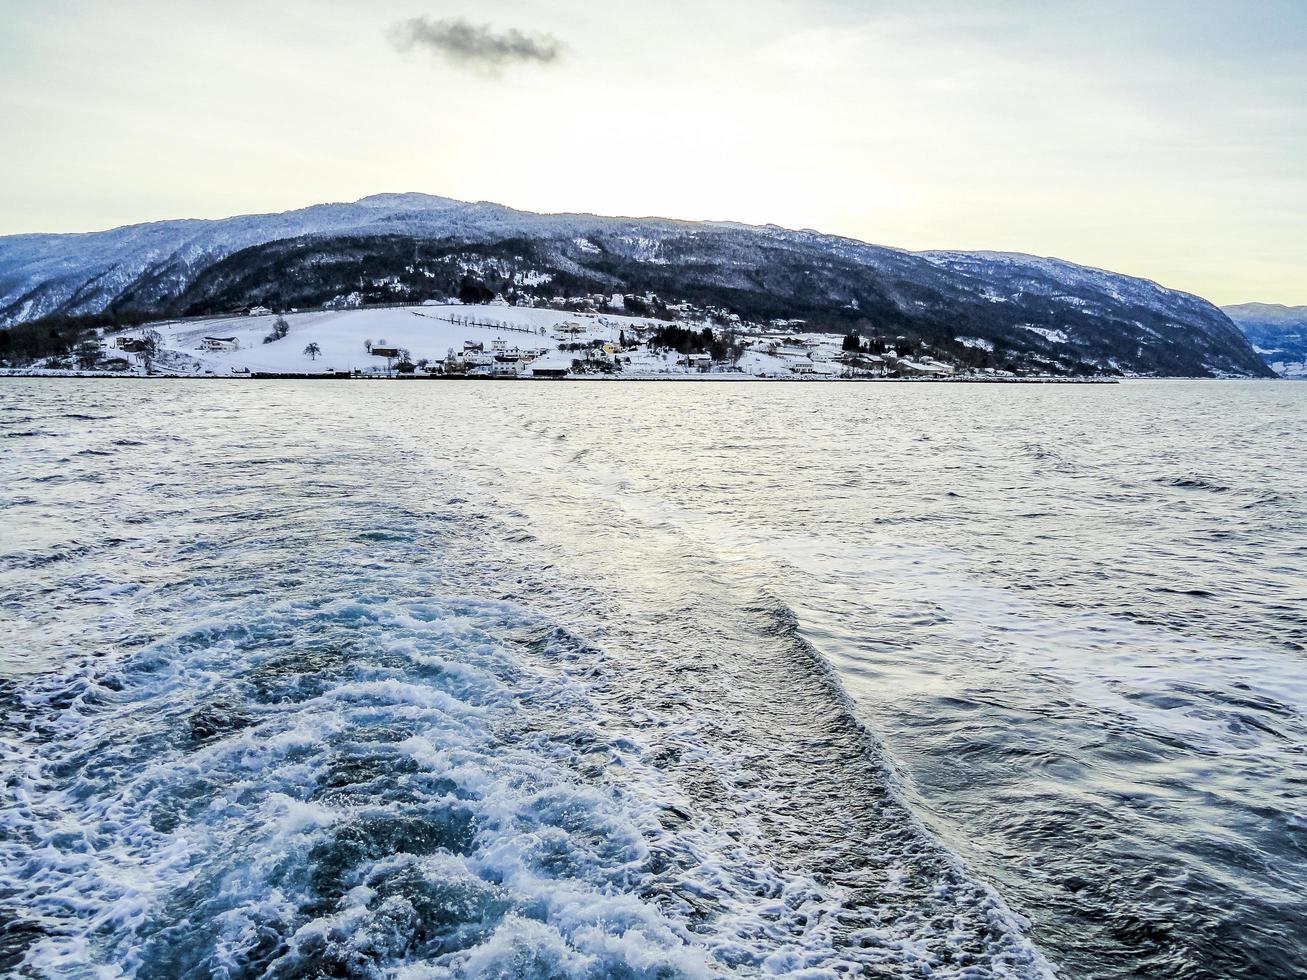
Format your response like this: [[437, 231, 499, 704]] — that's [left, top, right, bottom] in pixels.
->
[[0, 193, 1273, 377], [1223, 302, 1307, 378]]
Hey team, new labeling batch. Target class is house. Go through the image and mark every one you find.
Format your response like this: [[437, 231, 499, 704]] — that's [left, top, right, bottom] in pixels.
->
[[686, 353, 713, 372], [201, 336, 239, 351], [528, 353, 573, 378], [895, 358, 954, 377], [463, 341, 484, 353], [99, 356, 130, 371], [370, 346, 401, 359], [841, 353, 887, 377], [115, 336, 147, 353], [246, 305, 272, 317]]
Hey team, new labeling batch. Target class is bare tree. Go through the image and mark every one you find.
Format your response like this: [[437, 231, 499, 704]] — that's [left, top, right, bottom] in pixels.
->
[[304, 342, 322, 361], [75, 340, 101, 371], [139, 330, 162, 374]]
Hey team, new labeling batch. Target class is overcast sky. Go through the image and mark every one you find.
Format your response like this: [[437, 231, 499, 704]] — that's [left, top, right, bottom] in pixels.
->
[[1, 0, 1303, 304]]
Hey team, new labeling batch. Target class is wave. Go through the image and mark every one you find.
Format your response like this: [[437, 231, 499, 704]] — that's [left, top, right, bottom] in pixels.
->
[[0, 477, 1056, 978], [446, 406, 1058, 976], [0, 591, 718, 977]]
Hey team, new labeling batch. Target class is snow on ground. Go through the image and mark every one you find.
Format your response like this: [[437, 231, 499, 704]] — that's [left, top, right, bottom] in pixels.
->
[[1269, 358, 1307, 379], [150, 305, 655, 375], [66, 307, 978, 380], [122, 306, 862, 379], [1017, 324, 1070, 344], [735, 349, 838, 377]]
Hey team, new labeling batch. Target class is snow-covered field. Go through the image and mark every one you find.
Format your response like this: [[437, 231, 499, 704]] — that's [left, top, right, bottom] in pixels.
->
[[6, 302, 981, 380], [153, 305, 644, 376], [1267, 358, 1307, 379], [60, 304, 947, 380]]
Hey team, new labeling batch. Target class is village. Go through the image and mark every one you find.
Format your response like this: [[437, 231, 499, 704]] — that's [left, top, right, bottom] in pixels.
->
[[16, 294, 996, 381]]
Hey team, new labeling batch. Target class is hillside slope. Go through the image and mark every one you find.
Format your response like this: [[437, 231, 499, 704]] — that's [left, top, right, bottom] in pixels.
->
[[0, 193, 1273, 377], [1223, 303, 1307, 378]]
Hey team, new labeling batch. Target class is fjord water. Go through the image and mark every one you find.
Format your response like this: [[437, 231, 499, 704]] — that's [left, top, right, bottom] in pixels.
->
[[1, 380, 1303, 979]]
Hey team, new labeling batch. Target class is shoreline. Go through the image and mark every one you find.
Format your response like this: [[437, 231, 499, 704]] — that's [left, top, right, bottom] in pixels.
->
[[0, 371, 1126, 384]]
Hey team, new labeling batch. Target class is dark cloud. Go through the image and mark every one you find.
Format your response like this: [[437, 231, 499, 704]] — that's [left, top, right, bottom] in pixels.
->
[[387, 17, 564, 73]]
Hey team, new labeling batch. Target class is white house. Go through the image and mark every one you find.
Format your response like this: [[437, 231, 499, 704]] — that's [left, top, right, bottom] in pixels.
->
[[246, 305, 272, 317], [528, 353, 573, 378], [896, 358, 955, 377], [201, 336, 239, 351]]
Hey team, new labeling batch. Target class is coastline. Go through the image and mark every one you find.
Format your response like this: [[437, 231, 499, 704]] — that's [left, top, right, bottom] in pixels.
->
[[0, 370, 1124, 383]]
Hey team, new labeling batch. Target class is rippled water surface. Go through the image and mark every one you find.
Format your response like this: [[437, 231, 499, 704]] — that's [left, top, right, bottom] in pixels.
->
[[1, 379, 1304, 979]]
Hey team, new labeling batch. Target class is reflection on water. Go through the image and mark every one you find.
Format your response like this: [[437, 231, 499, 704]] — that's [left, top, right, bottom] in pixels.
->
[[1, 378, 1304, 979]]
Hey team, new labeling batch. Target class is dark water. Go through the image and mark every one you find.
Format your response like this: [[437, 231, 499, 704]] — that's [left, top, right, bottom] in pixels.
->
[[1, 379, 1303, 978]]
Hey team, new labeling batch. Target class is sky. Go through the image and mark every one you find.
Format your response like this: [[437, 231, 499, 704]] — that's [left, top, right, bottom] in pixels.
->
[[0, 0, 1303, 304]]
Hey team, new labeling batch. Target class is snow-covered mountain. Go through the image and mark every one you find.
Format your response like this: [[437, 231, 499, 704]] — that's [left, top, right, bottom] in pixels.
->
[[1222, 303, 1307, 378], [0, 193, 1272, 377], [0, 194, 486, 325]]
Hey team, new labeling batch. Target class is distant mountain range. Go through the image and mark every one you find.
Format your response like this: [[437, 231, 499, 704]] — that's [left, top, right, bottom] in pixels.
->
[[1222, 303, 1307, 378], [0, 193, 1273, 377]]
